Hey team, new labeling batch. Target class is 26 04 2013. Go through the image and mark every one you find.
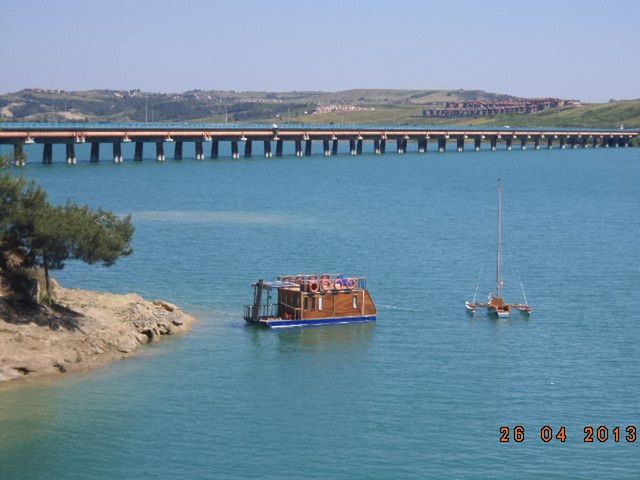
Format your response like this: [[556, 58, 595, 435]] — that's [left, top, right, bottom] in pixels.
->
[[499, 425, 637, 443]]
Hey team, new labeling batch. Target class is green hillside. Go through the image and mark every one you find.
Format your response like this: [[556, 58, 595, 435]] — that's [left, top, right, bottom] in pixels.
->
[[468, 100, 640, 129]]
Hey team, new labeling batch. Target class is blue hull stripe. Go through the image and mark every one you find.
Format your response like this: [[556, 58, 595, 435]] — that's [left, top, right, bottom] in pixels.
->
[[246, 315, 376, 329]]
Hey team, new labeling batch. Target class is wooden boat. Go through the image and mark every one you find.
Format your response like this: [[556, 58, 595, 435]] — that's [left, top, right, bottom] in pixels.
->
[[465, 178, 532, 318], [244, 274, 377, 328]]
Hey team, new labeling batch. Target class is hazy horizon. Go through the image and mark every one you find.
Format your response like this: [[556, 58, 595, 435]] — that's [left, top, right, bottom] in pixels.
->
[[1, 0, 639, 102]]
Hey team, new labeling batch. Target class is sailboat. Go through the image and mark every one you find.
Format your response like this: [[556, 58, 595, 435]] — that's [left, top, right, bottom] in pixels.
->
[[465, 178, 532, 318]]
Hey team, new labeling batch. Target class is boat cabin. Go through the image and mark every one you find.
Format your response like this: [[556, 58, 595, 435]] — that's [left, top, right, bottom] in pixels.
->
[[244, 274, 376, 328]]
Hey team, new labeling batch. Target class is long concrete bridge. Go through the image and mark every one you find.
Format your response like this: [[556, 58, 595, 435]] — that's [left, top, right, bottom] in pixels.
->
[[0, 122, 637, 165]]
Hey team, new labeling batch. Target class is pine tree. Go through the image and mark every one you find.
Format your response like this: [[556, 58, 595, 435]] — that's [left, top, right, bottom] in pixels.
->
[[0, 174, 134, 300]]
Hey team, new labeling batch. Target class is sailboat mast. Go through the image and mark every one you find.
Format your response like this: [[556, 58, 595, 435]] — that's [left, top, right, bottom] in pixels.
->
[[496, 178, 503, 298]]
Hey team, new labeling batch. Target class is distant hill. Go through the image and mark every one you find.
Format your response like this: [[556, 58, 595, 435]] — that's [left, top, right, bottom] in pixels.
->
[[1, 89, 638, 131], [0, 88, 533, 123]]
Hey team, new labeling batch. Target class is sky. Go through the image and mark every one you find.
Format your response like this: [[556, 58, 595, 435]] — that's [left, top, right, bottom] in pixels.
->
[[1, 0, 638, 102]]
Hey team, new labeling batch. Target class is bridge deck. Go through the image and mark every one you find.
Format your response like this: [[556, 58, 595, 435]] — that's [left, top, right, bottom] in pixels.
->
[[1, 122, 636, 165]]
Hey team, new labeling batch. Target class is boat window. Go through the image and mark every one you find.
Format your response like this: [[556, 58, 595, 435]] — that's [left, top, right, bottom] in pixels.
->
[[310, 296, 317, 310], [304, 296, 309, 311], [353, 294, 358, 309], [318, 295, 323, 311]]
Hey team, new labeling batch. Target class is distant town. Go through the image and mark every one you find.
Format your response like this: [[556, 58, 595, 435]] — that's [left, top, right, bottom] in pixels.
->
[[421, 98, 580, 118]]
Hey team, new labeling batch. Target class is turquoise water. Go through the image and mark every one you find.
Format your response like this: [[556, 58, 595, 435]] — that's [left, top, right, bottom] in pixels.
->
[[1, 144, 639, 479]]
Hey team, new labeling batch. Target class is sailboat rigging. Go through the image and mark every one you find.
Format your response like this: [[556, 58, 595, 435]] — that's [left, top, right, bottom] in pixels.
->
[[465, 178, 532, 318]]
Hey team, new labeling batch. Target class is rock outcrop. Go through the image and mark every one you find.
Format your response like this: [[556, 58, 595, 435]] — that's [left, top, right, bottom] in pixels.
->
[[0, 280, 195, 384]]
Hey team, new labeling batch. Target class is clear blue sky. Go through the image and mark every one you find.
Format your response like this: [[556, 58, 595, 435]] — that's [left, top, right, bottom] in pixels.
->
[[1, 0, 638, 101]]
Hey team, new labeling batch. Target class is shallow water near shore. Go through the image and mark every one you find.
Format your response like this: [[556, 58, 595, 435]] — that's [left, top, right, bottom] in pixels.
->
[[1, 145, 639, 479]]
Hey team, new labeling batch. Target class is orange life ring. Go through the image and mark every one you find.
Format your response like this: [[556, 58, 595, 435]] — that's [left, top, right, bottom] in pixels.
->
[[321, 279, 332, 291], [347, 278, 357, 289], [309, 281, 319, 293]]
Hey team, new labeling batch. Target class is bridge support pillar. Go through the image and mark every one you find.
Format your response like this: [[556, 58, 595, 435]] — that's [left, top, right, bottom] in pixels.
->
[[490, 137, 497, 151], [380, 139, 386, 154], [456, 137, 464, 152], [520, 138, 527, 150], [42, 143, 53, 164], [275, 139, 283, 157], [569, 138, 577, 149], [505, 137, 512, 151], [438, 137, 446, 152], [90, 142, 100, 162], [350, 139, 357, 155], [474, 137, 481, 151], [356, 138, 363, 155], [560, 137, 567, 149], [113, 141, 122, 163], [13, 144, 25, 166], [264, 141, 272, 158], [533, 137, 540, 150], [156, 141, 165, 161], [174, 140, 183, 160], [134, 142, 143, 161], [66, 143, 77, 164], [374, 138, 381, 154], [418, 139, 426, 153], [244, 140, 252, 158], [331, 139, 338, 155], [322, 139, 330, 156], [592, 137, 599, 148], [547, 138, 553, 149], [231, 140, 239, 159], [195, 141, 204, 159], [210, 140, 218, 159], [304, 139, 311, 156], [295, 139, 302, 157]]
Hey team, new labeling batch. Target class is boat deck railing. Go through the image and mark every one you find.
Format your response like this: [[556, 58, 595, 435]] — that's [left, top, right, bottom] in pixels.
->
[[245, 303, 302, 321], [277, 274, 368, 290], [244, 303, 280, 320]]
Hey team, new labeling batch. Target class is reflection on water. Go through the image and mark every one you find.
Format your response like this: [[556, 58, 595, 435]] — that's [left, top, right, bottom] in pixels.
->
[[245, 321, 376, 352], [274, 322, 376, 352]]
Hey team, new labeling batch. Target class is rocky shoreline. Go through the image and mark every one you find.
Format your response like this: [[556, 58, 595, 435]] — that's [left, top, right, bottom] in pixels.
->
[[0, 281, 195, 385]]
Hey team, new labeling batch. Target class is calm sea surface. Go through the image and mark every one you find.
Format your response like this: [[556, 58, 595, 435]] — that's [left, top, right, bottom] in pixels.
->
[[0, 143, 639, 479]]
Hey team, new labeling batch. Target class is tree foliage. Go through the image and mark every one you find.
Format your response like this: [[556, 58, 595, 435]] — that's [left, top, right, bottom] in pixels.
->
[[0, 174, 134, 299], [0, 153, 10, 169]]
